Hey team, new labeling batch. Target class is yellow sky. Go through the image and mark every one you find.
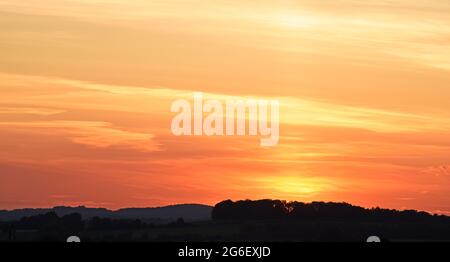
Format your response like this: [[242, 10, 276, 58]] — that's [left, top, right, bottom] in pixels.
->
[[0, 0, 450, 213]]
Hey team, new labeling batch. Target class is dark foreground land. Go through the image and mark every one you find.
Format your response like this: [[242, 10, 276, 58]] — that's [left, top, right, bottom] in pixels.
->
[[1, 199, 450, 242]]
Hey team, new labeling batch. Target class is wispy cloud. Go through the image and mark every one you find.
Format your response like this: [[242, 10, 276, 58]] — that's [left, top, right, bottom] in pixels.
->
[[0, 107, 66, 116], [0, 120, 160, 152], [0, 0, 449, 71], [2, 72, 449, 134]]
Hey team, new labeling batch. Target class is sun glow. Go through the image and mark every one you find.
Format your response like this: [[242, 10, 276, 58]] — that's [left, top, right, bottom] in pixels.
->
[[258, 176, 338, 197]]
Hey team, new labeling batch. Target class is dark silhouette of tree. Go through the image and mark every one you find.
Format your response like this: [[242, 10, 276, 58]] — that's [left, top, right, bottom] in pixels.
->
[[212, 199, 288, 220], [87, 217, 142, 231], [212, 199, 450, 224], [18, 211, 59, 230], [61, 213, 84, 232]]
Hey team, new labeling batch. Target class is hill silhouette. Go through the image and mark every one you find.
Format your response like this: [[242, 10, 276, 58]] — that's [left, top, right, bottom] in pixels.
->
[[0, 204, 212, 222]]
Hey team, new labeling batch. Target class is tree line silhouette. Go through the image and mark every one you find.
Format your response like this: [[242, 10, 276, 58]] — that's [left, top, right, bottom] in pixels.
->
[[2, 199, 450, 241], [212, 199, 450, 223], [0, 211, 189, 241]]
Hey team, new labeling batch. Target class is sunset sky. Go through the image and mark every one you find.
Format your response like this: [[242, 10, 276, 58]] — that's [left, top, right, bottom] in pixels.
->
[[1, 0, 450, 213]]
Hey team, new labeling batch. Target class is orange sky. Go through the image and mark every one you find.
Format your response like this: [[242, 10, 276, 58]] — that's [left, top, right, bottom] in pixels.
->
[[0, 0, 450, 213]]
